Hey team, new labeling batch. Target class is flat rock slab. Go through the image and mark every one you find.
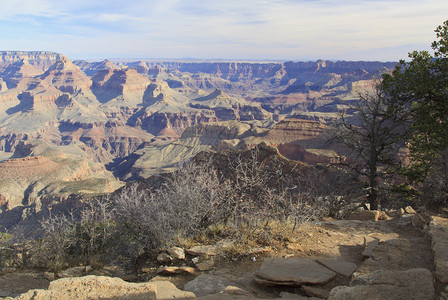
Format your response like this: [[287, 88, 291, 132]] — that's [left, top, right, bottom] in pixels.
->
[[157, 266, 196, 275], [254, 257, 336, 286], [328, 268, 434, 300], [317, 258, 357, 277]]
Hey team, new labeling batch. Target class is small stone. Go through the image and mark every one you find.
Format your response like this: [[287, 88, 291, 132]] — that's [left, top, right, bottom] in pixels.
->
[[196, 260, 215, 271], [404, 206, 416, 214], [287, 243, 304, 251], [192, 257, 200, 264], [157, 253, 173, 264], [168, 247, 186, 260], [223, 286, 252, 296]]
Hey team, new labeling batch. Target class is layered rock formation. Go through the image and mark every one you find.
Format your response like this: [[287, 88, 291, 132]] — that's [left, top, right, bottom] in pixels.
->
[[0, 51, 61, 72], [117, 118, 336, 180], [0, 51, 395, 214]]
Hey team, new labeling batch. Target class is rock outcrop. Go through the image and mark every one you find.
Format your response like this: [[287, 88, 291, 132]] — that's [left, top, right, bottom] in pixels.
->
[[73, 59, 120, 76], [0, 51, 61, 72], [428, 216, 448, 284], [10, 275, 195, 300], [328, 268, 434, 300], [38, 55, 92, 95]]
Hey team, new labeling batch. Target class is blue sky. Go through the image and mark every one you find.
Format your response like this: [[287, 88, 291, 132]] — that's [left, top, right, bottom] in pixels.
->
[[0, 0, 447, 61]]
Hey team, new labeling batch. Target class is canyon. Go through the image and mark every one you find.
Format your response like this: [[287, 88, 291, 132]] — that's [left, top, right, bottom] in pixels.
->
[[0, 51, 396, 222]]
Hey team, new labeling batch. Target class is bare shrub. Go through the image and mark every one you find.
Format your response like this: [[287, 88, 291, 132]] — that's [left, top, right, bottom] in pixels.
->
[[36, 211, 77, 274], [111, 161, 231, 271], [0, 231, 14, 269], [75, 197, 115, 267]]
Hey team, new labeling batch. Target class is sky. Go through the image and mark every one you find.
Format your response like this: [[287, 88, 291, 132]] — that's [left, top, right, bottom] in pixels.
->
[[0, 0, 447, 62]]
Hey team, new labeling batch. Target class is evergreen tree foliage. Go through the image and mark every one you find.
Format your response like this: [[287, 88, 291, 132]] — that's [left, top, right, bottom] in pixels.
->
[[382, 20, 448, 182]]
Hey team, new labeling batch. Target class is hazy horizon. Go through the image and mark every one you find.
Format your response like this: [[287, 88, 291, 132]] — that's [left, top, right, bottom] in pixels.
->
[[1, 0, 447, 62]]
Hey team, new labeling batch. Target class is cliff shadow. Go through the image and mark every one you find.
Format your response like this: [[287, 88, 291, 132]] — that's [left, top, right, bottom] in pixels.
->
[[91, 86, 122, 104]]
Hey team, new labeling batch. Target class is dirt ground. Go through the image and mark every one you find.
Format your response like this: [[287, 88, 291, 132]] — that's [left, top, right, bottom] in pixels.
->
[[203, 218, 433, 298]]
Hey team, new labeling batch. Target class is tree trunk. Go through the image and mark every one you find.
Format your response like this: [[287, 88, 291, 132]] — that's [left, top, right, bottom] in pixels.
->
[[368, 165, 379, 210]]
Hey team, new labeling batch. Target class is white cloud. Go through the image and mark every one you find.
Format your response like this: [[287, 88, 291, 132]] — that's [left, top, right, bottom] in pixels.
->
[[0, 0, 60, 19], [1, 0, 447, 60]]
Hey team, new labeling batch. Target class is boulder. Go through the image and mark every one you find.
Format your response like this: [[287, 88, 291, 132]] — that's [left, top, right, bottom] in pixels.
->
[[328, 268, 434, 300], [184, 274, 234, 297], [10, 275, 196, 300], [429, 216, 448, 284], [168, 247, 186, 260], [253, 257, 336, 286], [157, 253, 173, 264]]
